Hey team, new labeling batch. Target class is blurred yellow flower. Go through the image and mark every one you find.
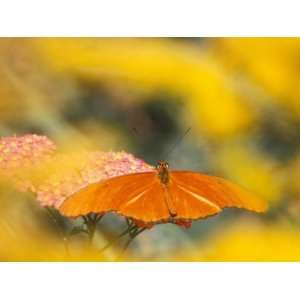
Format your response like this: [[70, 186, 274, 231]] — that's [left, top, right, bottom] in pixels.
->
[[213, 38, 300, 119], [286, 154, 300, 202], [33, 38, 254, 138], [215, 142, 285, 204], [177, 219, 300, 261]]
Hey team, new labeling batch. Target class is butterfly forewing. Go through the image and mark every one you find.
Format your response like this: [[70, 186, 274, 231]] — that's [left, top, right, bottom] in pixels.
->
[[167, 179, 221, 219], [170, 171, 267, 213], [60, 171, 170, 221]]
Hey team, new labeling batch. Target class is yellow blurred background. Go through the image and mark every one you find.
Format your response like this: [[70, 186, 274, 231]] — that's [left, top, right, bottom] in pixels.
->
[[1, 38, 300, 261]]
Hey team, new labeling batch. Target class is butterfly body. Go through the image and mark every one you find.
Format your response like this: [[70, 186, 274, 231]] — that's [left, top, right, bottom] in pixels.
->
[[59, 161, 267, 223], [156, 160, 177, 217]]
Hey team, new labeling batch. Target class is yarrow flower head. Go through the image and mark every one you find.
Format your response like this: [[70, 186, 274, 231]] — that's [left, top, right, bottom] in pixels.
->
[[0, 134, 56, 191], [36, 151, 154, 208]]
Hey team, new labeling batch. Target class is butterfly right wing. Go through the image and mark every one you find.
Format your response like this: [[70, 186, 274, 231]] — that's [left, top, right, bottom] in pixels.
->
[[166, 174, 221, 220], [168, 171, 267, 220]]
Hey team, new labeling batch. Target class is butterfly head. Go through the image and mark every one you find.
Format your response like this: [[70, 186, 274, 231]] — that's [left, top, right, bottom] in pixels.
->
[[156, 160, 169, 170], [156, 160, 169, 184]]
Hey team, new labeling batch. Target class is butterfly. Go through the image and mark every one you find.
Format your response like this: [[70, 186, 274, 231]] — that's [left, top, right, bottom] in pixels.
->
[[59, 160, 267, 224]]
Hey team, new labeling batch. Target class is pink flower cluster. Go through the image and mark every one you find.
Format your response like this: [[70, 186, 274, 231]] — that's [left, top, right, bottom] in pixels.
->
[[36, 151, 154, 208], [0, 134, 55, 171], [0, 135, 154, 208], [0, 134, 56, 191]]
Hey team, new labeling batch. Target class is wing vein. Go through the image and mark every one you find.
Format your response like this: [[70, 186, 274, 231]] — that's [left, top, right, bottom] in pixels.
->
[[176, 184, 220, 210], [120, 186, 153, 208]]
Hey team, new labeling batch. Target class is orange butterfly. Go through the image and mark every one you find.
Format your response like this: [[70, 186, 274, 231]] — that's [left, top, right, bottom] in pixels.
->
[[59, 160, 267, 223]]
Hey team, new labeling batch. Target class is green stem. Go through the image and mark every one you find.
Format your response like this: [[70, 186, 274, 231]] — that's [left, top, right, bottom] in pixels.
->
[[99, 225, 137, 253], [117, 227, 146, 260], [87, 225, 96, 246], [83, 214, 101, 247], [95, 214, 103, 223], [45, 207, 70, 256]]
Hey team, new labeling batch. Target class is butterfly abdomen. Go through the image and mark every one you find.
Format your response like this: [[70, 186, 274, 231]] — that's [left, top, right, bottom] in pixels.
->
[[158, 168, 169, 185]]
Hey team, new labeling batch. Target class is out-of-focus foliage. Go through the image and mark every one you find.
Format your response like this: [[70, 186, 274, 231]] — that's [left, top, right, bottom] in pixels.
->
[[1, 38, 300, 261]]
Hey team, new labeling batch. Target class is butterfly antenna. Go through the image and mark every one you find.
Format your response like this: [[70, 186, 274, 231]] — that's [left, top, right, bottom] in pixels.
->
[[163, 127, 191, 160]]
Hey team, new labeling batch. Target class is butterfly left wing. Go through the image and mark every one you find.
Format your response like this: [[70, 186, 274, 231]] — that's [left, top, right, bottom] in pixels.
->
[[59, 171, 172, 222]]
